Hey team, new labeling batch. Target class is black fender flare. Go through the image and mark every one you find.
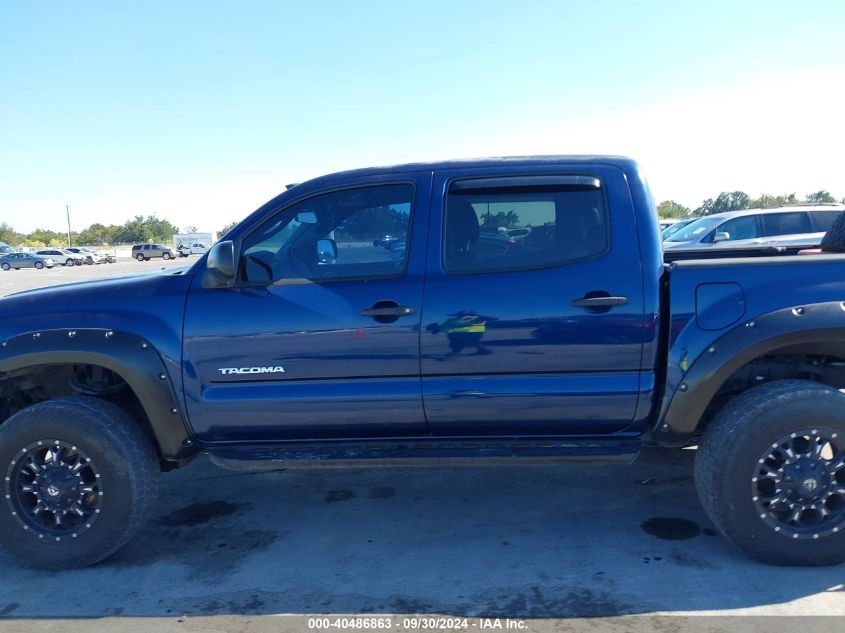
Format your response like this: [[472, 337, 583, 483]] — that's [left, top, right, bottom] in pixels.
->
[[655, 300, 845, 444], [0, 328, 193, 460]]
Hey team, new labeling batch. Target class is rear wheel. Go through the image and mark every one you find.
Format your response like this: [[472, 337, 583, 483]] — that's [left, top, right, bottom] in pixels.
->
[[1, 263, 9, 271], [0, 397, 160, 569], [695, 380, 845, 566], [34, 261, 44, 270], [136, 253, 145, 262]]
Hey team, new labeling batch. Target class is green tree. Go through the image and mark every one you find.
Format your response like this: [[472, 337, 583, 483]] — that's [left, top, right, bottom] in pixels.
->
[[0, 222, 23, 246], [114, 214, 179, 243], [27, 228, 67, 246], [695, 191, 750, 215], [78, 223, 122, 245], [334, 206, 409, 241], [656, 200, 691, 218], [479, 209, 521, 231], [748, 193, 798, 208], [806, 190, 836, 204], [219, 221, 239, 236]]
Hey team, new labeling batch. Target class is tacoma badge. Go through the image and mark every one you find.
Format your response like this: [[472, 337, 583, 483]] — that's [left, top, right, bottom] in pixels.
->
[[217, 366, 286, 375]]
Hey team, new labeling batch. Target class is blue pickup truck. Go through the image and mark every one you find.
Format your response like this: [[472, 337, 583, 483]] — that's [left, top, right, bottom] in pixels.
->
[[1, 156, 845, 569]]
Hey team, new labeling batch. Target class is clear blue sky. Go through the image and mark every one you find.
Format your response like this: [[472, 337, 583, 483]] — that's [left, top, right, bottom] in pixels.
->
[[1, 1, 844, 233]]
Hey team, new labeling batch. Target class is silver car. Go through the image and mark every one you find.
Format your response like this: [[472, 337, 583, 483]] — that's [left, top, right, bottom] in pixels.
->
[[0, 252, 56, 270], [35, 249, 82, 267], [663, 205, 845, 250]]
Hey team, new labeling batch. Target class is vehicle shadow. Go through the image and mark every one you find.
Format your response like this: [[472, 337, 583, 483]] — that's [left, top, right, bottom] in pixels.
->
[[0, 448, 842, 618]]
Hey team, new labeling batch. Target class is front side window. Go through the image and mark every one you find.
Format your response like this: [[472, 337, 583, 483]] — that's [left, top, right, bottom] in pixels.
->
[[760, 212, 812, 237], [241, 183, 414, 283], [713, 215, 758, 241], [443, 181, 608, 274]]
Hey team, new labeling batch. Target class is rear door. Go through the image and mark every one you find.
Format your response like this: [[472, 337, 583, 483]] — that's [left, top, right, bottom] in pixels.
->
[[420, 165, 645, 435]]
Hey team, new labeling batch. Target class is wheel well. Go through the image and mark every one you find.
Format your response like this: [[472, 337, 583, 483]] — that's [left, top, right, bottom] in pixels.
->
[[0, 363, 162, 463], [701, 343, 845, 429]]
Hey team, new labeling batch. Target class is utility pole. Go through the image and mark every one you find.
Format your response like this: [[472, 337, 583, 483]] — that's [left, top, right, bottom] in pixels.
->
[[66, 204, 72, 247]]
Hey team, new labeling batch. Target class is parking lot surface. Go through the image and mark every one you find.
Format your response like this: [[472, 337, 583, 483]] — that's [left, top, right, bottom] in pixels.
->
[[0, 257, 191, 296], [0, 263, 843, 631]]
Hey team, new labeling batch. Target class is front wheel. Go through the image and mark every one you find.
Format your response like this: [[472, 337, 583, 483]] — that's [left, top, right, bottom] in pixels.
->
[[65, 259, 74, 267], [136, 254, 145, 262], [162, 252, 171, 260], [1, 263, 9, 271], [695, 380, 845, 566], [34, 261, 44, 270], [0, 397, 160, 569]]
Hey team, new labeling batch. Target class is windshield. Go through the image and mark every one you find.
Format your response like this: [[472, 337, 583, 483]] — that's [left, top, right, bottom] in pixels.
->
[[665, 216, 721, 242], [662, 218, 694, 239]]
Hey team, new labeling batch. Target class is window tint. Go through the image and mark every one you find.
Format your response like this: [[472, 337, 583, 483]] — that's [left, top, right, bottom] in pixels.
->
[[811, 211, 842, 232], [241, 183, 414, 283], [443, 182, 608, 274], [715, 215, 758, 241], [760, 212, 811, 237]]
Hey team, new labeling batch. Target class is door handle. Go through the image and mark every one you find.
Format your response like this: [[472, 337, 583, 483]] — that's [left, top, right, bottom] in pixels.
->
[[361, 305, 415, 317], [571, 296, 629, 308]]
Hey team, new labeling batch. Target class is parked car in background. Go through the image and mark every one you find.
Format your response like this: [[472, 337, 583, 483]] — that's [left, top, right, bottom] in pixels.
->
[[658, 218, 680, 232], [64, 247, 94, 264], [0, 252, 55, 270], [132, 243, 176, 261], [373, 234, 403, 249], [177, 242, 208, 257], [65, 247, 110, 264], [505, 227, 530, 242], [34, 249, 83, 267], [661, 217, 697, 240], [663, 204, 845, 250]]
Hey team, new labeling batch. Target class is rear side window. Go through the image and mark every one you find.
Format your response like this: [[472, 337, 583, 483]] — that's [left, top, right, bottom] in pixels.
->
[[443, 177, 608, 274], [811, 211, 843, 232], [760, 212, 811, 237]]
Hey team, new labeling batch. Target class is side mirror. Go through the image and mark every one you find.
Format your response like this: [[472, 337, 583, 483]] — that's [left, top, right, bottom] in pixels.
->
[[713, 231, 730, 243], [317, 238, 338, 264], [201, 241, 236, 288]]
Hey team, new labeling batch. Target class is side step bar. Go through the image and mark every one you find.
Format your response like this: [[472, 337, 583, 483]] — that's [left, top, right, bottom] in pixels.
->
[[207, 438, 641, 470]]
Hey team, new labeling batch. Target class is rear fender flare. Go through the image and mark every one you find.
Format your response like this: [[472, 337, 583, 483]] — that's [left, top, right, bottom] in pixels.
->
[[656, 300, 845, 444]]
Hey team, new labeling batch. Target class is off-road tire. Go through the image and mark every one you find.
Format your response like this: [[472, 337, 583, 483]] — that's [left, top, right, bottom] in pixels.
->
[[695, 380, 845, 566], [0, 396, 159, 569]]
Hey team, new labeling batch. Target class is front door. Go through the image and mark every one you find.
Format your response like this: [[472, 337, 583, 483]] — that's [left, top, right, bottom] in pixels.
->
[[420, 165, 645, 435], [183, 174, 432, 441]]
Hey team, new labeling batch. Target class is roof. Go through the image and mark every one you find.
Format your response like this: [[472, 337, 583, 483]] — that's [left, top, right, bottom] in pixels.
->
[[700, 203, 845, 221], [297, 155, 640, 188]]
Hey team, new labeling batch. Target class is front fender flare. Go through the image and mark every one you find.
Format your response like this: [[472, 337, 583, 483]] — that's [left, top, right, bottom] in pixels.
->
[[656, 300, 845, 444], [0, 328, 193, 460]]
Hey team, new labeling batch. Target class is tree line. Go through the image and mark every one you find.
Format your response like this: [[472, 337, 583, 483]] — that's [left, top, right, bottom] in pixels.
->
[[0, 216, 240, 248], [657, 190, 842, 218]]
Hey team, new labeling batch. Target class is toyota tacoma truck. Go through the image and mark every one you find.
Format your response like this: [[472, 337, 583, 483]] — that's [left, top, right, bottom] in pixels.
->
[[1, 156, 844, 569]]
